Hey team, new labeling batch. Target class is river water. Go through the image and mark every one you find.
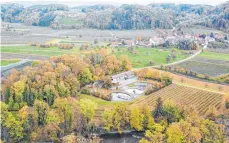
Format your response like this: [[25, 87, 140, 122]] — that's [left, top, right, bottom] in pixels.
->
[[100, 132, 143, 143]]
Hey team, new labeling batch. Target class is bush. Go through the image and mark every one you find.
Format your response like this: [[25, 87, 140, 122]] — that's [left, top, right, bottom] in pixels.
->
[[160, 74, 172, 86], [32, 61, 39, 67], [91, 91, 111, 101], [59, 44, 74, 50], [81, 88, 91, 95], [144, 86, 154, 95]]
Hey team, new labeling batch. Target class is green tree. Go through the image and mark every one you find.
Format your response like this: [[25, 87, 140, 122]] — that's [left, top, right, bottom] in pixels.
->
[[102, 109, 114, 131], [78, 68, 93, 86], [79, 99, 98, 123], [18, 105, 37, 141], [139, 130, 163, 143], [112, 104, 130, 133], [130, 106, 144, 131], [23, 85, 36, 106], [52, 98, 74, 133], [160, 74, 172, 86], [120, 55, 132, 71], [141, 105, 155, 130], [153, 97, 164, 122], [162, 100, 182, 123], [201, 119, 225, 143], [9, 80, 26, 110], [57, 81, 70, 97], [166, 123, 185, 143], [43, 84, 56, 106], [34, 100, 49, 126], [1, 103, 24, 143]]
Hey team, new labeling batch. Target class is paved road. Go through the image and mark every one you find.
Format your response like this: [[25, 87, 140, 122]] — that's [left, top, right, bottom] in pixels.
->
[[1, 59, 33, 77], [163, 42, 208, 66]]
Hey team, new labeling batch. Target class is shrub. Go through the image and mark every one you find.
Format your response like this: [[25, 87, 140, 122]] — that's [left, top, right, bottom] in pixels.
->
[[81, 88, 91, 95], [59, 44, 74, 50], [144, 85, 154, 95], [91, 91, 111, 101], [32, 61, 39, 67], [160, 74, 172, 86]]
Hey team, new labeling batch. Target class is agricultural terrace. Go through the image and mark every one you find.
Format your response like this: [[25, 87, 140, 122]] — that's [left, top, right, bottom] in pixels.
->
[[1, 45, 188, 68], [0, 59, 20, 66], [133, 84, 223, 115], [199, 51, 229, 61], [152, 68, 229, 93], [170, 51, 229, 78]]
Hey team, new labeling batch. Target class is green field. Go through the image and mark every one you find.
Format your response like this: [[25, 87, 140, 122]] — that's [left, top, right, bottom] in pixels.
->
[[114, 47, 187, 68], [1, 46, 188, 68], [59, 17, 82, 25], [0, 59, 20, 66], [0, 46, 81, 56], [199, 51, 229, 61], [79, 94, 124, 106]]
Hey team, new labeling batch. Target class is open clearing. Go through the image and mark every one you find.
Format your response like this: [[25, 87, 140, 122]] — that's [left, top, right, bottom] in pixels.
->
[[133, 84, 223, 115]]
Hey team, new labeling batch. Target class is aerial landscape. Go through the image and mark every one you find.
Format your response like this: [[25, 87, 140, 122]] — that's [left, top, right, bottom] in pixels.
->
[[0, 0, 229, 142]]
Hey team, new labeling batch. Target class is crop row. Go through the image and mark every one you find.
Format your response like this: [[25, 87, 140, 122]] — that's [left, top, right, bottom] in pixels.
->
[[133, 84, 223, 115]]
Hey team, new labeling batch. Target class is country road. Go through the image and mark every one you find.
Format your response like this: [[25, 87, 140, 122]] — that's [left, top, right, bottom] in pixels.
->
[[133, 42, 208, 70], [1, 59, 33, 77]]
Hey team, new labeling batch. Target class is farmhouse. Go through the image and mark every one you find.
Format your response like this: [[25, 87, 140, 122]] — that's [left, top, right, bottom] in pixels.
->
[[149, 37, 164, 46]]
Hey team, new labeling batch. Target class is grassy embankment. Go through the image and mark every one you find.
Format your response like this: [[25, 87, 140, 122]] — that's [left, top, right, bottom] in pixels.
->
[[0, 59, 20, 66]]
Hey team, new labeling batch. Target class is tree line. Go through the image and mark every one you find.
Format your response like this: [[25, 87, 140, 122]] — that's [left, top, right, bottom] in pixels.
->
[[2, 2, 229, 31]]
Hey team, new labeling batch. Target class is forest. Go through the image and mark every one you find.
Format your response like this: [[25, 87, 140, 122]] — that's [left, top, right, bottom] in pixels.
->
[[1, 49, 227, 142], [1, 2, 229, 31]]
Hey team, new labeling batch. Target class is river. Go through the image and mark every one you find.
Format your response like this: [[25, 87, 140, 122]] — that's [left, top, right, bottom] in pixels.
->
[[100, 132, 143, 143]]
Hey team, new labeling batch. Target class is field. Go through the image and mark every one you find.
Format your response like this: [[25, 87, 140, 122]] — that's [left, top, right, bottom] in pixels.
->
[[199, 51, 229, 61], [173, 51, 229, 77], [114, 47, 187, 68], [0, 59, 20, 66], [1, 45, 188, 68], [133, 84, 223, 115], [0, 46, 81, 56], [153, 68, 229, 93]]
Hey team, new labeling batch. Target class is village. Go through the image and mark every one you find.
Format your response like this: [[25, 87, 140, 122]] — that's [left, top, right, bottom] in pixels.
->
[[110, 27, 228, 49]]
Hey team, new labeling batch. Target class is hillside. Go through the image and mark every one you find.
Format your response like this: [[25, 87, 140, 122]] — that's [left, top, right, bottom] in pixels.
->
[[1, 2, 229, 31]]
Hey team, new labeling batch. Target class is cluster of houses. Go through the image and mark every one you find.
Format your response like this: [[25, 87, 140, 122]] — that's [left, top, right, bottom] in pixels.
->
[[110, 32, 227, 48]]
